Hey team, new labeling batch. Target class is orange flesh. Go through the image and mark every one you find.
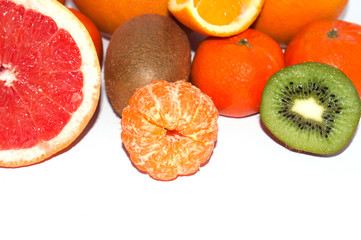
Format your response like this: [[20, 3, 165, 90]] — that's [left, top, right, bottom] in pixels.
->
[[0, 0, 83, 150], [121, 80, 218, 181], [194, 0, 245, 25]]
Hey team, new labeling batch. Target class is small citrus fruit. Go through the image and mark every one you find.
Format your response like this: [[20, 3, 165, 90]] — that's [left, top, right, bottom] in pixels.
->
[[73, 0, 170, 35], [68, 8, 103, 64], [121, 80, 218, 181], [168, 0, 265, 37], [252, 0, 348, 45], [284, 19, 361, 98], [191, 29, 285, 117], [0, 0, 101, 167]]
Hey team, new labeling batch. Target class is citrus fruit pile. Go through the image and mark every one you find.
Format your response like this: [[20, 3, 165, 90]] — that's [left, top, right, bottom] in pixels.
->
[[2, 0, 361, 181]]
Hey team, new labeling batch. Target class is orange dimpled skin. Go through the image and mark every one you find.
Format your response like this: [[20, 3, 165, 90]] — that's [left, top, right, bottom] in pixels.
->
[[121, 80, 219, 181], [252, 0, 348, 45], [191, 29, 285, 118], [73, 0, 170, 35], [285, 19, 361, 98]]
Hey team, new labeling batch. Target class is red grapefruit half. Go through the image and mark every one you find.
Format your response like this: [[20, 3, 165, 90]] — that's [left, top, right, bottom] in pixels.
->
[[0, 0, 101, 167]]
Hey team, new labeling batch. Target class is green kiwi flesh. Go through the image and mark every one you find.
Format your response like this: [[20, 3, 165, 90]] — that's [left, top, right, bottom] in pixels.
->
[[260, 62, 361, 155]]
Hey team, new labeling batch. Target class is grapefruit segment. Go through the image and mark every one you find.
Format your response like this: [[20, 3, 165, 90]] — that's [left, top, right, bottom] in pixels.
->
[[0, 85, 38, 149], [0, 0, 100, 167], [17, 71, 83, 113]]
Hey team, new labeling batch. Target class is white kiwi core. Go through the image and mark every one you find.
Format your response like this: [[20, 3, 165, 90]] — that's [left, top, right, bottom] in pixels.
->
[[292, 97, 324, 122]]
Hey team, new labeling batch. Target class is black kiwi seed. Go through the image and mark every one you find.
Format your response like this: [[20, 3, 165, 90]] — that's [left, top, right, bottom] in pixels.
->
[[276, 79, 340, 137], [260, 62, 361, 155]]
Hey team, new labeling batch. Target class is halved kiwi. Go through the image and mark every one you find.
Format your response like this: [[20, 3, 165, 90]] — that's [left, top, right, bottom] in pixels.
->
[[260, 62, 361, 155]]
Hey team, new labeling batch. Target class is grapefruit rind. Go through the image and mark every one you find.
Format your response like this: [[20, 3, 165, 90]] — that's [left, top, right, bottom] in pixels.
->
[[0, 0, 101, 167]]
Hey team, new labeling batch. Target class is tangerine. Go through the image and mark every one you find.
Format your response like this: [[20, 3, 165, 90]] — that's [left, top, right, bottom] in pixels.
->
[[191, 29, 285, 118], [72, 0, 170, 36], [168, 0, 265, 37], [252, 0, 348, 45], [284, 19, 361, 98], [121, 80, 219, 181], [0, 0, 101, 167]]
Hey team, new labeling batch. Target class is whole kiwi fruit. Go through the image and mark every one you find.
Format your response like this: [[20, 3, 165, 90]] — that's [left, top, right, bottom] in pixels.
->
[[260, 62, 361, 155], [104, 14, 191, 117]]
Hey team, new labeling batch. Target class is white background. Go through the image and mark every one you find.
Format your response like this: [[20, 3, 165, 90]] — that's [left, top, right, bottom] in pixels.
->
[[1, 1, 361, 239]]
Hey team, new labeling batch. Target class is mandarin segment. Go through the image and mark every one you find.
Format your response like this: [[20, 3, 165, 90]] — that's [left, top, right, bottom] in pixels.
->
[[121, 80, 218, 180]]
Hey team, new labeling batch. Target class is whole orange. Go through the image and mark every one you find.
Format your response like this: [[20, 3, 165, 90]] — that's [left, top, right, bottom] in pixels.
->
[[252, 0, 348, 45], [72, 0, 170, 36], [68, 8, 103, 64], [191, 29, 285, 118], [284, 19, 361, 98]]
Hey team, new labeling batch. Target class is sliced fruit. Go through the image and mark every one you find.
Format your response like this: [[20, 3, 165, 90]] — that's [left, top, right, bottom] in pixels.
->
[[260, 62, 361, 155], [0, 0, 101, 167], [121, 80, 218, 181], [168, 0, 265, 37]]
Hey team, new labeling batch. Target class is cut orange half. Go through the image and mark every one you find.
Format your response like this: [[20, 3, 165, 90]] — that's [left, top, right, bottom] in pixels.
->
[[0, 0, 101, 167], [168, 0, 265, 37]]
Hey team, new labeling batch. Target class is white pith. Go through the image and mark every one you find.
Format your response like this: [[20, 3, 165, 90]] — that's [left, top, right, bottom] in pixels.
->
[[0, 64, 16, 87], [292, 97, 324, 122]]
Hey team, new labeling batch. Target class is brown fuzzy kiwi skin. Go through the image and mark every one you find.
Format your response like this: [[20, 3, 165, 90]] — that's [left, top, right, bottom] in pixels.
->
[[104, 14, 192, 117]]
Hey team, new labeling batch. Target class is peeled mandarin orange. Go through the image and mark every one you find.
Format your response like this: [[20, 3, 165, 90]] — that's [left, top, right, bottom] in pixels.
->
[[191, 29, 285, 117], [0, 0, 101, 167], [168, 0, 265, 37], [73, 0, 170, 35], [68, 8, 103, 64], [121, 80, 219, 181], [252, 0, 348, 45]]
